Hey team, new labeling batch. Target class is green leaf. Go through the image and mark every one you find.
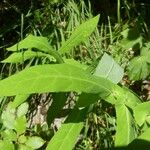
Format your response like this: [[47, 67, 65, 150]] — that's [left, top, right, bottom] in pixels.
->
[[46, 107, 87, 150], [94, 53, 124, 83], [17, 102, 29, 117], [18, 144, 34, 150], [7, 35, 51, 53], [47, 93, 67, 126], [11, 94, 29, 108], [127, 56, 150, 80], [0, 140, 14, 150], [18, 135, 27, 144], [14, 116, 26, 134], [128, 128, 150, 149], [1, 50, 53, 63], [64, 59, 88, 70], [106, 86, 141, 107], [6, 35, 63, 63], [59, 15, 99, 54], [134, 101, 150, 126], [1, 103, 16, 129], [0, 64, 112, 98], [25, 136, 45, 149], [115, 105, 136, 147], [1, 130, 17, 141], [137, 128, 150, 141]]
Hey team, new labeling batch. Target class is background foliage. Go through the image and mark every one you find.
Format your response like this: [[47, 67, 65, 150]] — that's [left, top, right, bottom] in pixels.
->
[[1, 0, 150, 149]]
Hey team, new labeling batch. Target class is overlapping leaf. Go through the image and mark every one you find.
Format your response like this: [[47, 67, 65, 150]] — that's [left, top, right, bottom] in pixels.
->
[[7, 35, 51, 53], [115, 105, 136, 147], [94, 53, 124, 83], [134, 101, 150, 126], [6, 35, 63, 63], [0, 63, 113, 97], [46, 108, 87, 150], [1, 51, 53, 63]]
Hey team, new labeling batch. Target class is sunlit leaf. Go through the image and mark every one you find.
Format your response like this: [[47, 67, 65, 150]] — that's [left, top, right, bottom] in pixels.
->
[[134, 101, 150, 126], [14, 116, 26, 134], [7, 35, 51, 53], [25, 136, 45, 149], [94, 53, 124, 83], [1, 130, 17, 141], [59, 15, 99, 54], [46, 108, 87, 150], [6, 35, 63, 63], [115, 105, 136, 147], [17, 102, 29, 117], [0, 64, 113, 98], [0, 140, 14, 150], [1, 50, 53, 63]]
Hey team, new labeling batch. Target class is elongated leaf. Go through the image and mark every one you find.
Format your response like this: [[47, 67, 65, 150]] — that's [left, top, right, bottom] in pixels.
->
[[7, 35, 51, 53], [128, 56, 150, 80], [0, 64, 113, 98], [94, 53, 124, 83], [1, 51, 53, 63], [59, 15, 99, 54], [6, 35, 63, 63], [115, 105, 136, 147], [134, 101, 150, 126], [46, 107, 87, 150]]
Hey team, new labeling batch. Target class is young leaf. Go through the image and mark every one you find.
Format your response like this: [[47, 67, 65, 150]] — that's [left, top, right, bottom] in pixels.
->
[[127, 56, 150, 80], [133, 101, 150, 126], [46, 107, 87, 150], [0, 64, 112, 98], [14, 116, 26, 135], [94, 53, 124, 83], [25, 136, 45, 149], [1, 51, 53, 63], [115, 105, 136, 147], [59, 15, 99, 54]]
